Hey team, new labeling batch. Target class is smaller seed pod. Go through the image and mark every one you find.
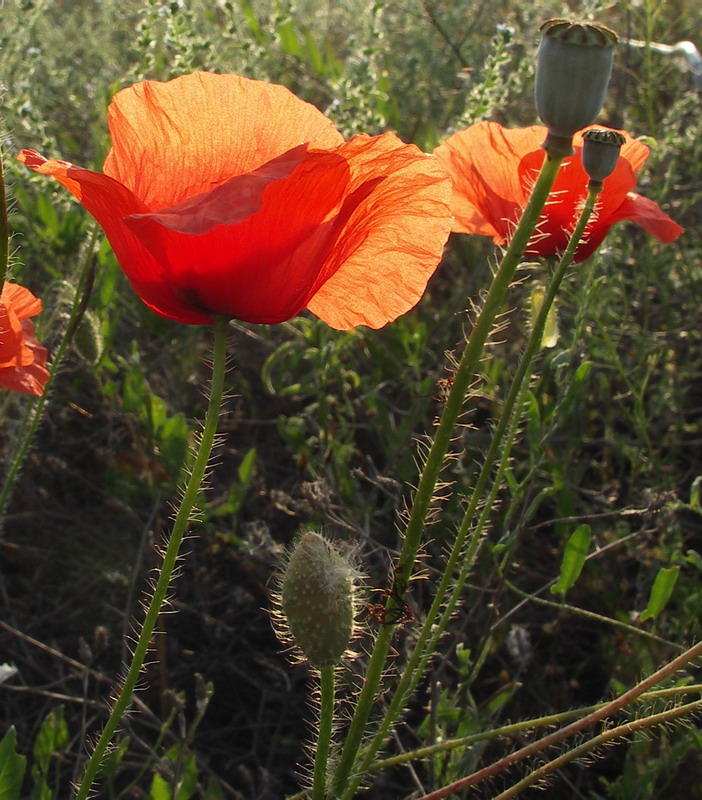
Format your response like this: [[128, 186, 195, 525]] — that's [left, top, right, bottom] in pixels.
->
[[280, 531, 356, 667], [535, 19, 618, 156], [72, 310, 104, 365], [582, 128, 626, 187]]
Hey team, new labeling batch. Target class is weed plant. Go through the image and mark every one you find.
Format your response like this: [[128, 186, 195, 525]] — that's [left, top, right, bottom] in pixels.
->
[[1, 1, 702, 799]]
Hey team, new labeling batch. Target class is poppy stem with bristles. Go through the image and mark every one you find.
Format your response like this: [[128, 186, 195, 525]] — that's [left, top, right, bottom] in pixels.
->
[[313, 665, 335, 800], [0, 225, 99, 527], [74, 314, 229, 800], [332, 147, 569, 798], [336, 180, 605, 800], [0, 140, 9, 294]]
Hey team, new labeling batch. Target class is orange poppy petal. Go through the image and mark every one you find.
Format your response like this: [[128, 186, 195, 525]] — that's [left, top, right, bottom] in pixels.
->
[[18, 149, 211, 324], [126, 148, 353, 323], [607, 192, 684, 243], [433, 121, 543, 242], [103, 71, 345, 210], [1, 283, 43, 320], [0, 284, 42, 367], [306, 132, 453, 329], [0, 321, 49, 396], [0, 305, 26, 366]]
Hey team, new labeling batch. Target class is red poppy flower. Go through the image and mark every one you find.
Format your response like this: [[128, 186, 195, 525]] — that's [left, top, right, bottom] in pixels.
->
[[19, 72, 452, 329], [0, 283, 49, 397], [433, 121, 683, 262]]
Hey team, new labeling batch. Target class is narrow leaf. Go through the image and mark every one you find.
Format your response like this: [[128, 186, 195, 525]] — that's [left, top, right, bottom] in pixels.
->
[[551, 524, 591, 598], [640, 566, 680, 622]]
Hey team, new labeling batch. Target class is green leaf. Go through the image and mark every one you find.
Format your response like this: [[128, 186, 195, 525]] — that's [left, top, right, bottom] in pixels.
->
[[550, 524, 591, 598], [237, 448, 256, 486], [640, 566, 680, 622], [556, 361, 593, 418], [150, 747, 198, 800], [277, 18, 303, 57], [689, 476, 702, 512], [0, 728, 27, 800], [31, 707, 68, 800], [203, 777, 225, 800], [150, 774, 169, 800], [685, 549, 702, 573], [530, 287, 559, 349], [239, 0, 264, 43]]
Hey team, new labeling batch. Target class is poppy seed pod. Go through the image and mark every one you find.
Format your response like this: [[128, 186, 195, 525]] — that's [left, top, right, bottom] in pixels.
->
[[281, 531, 356, 667], [535, 19, 617, 156], [582, 128, 626, 187]]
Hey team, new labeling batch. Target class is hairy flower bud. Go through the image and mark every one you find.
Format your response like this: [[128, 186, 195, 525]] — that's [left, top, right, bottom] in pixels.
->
[[281, 531, 355, 667], [582, 128, 626, 187], [535, 19, 618, 156]]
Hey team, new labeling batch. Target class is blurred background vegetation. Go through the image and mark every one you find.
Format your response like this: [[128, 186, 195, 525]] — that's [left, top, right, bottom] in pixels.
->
[[1, 0, 702, 797]]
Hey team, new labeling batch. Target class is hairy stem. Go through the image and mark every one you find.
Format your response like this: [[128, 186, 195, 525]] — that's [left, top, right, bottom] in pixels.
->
[[416, 637, 702, 799], [0, 226, 99, 526], [74, 314, 229, 800], [313, 666, 335, 800], [341, 181, 601, 799], [332, 147, 568, 797], [0, 139, 9, 293], [370, 683, 702, 772], [493, 698, 702, 800]]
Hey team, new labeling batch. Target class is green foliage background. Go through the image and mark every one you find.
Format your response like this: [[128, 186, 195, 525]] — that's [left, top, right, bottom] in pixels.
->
[[1, 0, 702, 797]]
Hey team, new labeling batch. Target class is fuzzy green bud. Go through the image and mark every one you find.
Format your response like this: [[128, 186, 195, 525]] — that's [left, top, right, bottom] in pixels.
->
[[535, 19, 618, 156], [582, 128, 625, 187], [281, 531, 355, 667], [72, 309, 104, 365]]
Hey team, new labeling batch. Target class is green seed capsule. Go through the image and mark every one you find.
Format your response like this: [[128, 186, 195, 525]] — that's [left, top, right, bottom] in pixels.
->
[[535, 19, 618, 155], [582, 128, 625, 187], [72, 310, 104, 365], [281, 531, 355, 667]]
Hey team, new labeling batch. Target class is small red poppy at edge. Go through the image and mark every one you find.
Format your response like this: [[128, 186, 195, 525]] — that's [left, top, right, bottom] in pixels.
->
[[433, 121, 683, 262], [19, 72, 453, 330], [0, 283, 49, 397]]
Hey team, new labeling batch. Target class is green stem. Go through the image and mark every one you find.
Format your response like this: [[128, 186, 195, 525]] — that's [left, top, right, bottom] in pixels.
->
[[74, 314, 229, 800], [505, 577, 682, 649], [370, 683, 702, 772], [492, 699, 702, 800], [0, 140, 9, 293], [332, 147, 568, 797], [313, 666, 335, 800], [341, 180, 601, 800], [416, 636, 702, 799], [0, 226, 99, 526]]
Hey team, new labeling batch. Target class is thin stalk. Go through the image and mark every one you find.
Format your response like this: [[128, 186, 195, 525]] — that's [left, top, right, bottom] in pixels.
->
[[505, 577, 683, 649], [340, 182, 603, 800], [370, 683, 702, 772], [416, 637, 702, 799], [0, 225, 99, 524], [332, 148, 568, 797], [74, 314, 229, 800], [313, 666, 335, 800], [0, 140, 9, 293], [492, 698, 702, 800]]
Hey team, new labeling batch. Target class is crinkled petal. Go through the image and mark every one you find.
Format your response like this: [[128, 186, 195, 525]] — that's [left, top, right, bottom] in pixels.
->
[[306, 132, 453, 329], [433, 121, 542, 241], [0, 320, 49, 396], [126, 148, 353, 323], [18, 149, 211, 323], [103, 71, 345, 209], [0, 284, 42, 367], [2, 283, 43, 320], [606, 192, 684, 243], [0, 303, 26, 366]]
